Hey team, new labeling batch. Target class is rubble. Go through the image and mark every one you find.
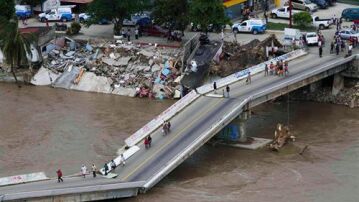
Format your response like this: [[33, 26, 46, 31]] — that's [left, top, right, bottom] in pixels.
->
[[210, 34, 284, 77], [269, 123, 296, 151], [36, 37, 183, 99]]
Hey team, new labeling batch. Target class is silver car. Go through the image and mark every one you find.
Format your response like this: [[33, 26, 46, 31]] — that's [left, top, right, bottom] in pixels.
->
[[338, 29, 359, 40], [291, 0, 318, 12]]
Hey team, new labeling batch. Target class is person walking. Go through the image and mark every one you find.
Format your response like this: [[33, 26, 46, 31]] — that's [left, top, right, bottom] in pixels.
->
[[335, 42, 340, 55], [233, 30, 237, 42], [56, 169, 63, 183], [226, 85, 230, 98], [127, 28, 131, 41], [81, 165, 87, 178], [213, 81, 217, 93], [330, 41, 334, 54], [104, 163, 109, 175], [92, 164, 97, 178], [221, 29, 224, 41], [264, 63, 269, 76], [120, 154, 126, 166], [111, 160, 116, 171], [341, 40, 345, 52], [147, 135, 152, 148], [263, 11, 268, 24], [348, 43, 353, 56], [318, 40, 323, 58], [144, 136, 149, 149], [269, 62, 274, 75], [246, 71, 251, 84]]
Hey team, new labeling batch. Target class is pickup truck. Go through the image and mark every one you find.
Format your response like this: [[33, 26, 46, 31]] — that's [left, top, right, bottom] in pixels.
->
[[231, 19, 267, 35], [312, 16, 333, 29], [271, 6, 302, 19], [38, 7, 74, 22]]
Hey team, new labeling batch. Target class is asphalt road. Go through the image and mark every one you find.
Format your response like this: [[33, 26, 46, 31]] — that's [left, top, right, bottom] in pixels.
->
[[1, 37, 357, 196]]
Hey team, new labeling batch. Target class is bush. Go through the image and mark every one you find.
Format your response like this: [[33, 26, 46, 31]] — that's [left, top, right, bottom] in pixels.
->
[[67, 22, 81, 35], [293, 12, 312, 28]]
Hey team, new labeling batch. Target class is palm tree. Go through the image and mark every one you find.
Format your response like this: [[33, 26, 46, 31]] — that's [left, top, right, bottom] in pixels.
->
[[0, 17, 33, 87]]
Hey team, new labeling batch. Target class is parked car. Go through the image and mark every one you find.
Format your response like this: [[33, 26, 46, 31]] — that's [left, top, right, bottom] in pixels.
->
[[338, 29, 359, 40], [312, 16, 333, 29], [123, 13, 151, 27], [291, 0, 318, 12], [325, 0, 336, 6], [342, 8, 359, 22], [232, 19, 266, 35], [310, 0, 328, 9], [140, 25, 168, 37], [38, 7, 74, 22], [15, 5, 32, 18], [305, 32, 319, 45], [271, 6, 302, 19], [78, 13, 111, 25]]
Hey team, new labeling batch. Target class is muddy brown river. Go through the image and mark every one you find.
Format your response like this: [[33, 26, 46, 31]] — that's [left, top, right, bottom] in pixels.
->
[[1, 83, 358, 202]]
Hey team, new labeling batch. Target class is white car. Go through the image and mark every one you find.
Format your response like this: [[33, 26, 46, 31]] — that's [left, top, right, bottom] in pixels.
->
[[271, 6, 302, 19], [305, 32, 319, 45]]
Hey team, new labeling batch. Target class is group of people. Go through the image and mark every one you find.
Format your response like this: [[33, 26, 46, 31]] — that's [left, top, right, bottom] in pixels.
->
[[121, 28, 140, 41], [56, 163, 98, 182], [162, 120, 171, 135], [144, 135, 152, 149], [329, 21, 357, 57], [265, 60, 289, 77]]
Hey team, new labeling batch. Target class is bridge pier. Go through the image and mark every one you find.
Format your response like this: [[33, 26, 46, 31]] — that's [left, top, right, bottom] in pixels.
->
[[332, 73, 344, 96], [215, 110, 250, 143]]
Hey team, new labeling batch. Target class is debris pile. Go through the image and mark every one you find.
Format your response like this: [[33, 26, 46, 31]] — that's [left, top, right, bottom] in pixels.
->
[[269, 123, 296, 151], [41, 37, 183, 99], [210, 34, 283, 77]]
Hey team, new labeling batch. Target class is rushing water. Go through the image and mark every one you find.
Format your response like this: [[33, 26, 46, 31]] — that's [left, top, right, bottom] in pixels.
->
[[1, 83, 359, 202]]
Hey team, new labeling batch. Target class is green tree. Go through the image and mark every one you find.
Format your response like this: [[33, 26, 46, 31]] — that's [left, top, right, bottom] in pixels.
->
[[293, 12, 312, 28], [189, 0, 230, 34], [0, 0, 15, 20], [152, 0, 189, 34], [0, 18, 34, 86], [86, 0, 150, 35]]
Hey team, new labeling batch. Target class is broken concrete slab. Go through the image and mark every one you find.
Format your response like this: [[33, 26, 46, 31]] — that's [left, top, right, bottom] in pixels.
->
[[70, 72, 112, 94], [102, 58, 116, 66], [151, 64, 161, 73], [139, 50, 155, 58], [52, 66, 81, 89], [112, 87, 137, 97], [31, 67, 60, 86], [115, 57, 132, 66]]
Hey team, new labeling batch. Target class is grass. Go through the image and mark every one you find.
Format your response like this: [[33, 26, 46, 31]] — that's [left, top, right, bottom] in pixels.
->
[[337, 0, 359, 5], [266, 22, 317, 32]]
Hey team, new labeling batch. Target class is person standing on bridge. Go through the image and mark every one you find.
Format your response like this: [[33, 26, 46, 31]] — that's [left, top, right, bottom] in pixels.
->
[[56, 169, 63, 183], [120, 154, 126, 166], [213, 81, 217, 94], [336, 42, 340, 55], [81, 165, 87, 178], [226, 85, 230, 97], [348, 42, 353, 57], [264, 63, 269, 76], [318, 40, 323, 58], [111, 160, 116, 171], [246, 71, 251, 84], [92, 164, 97, 178], [284, 61, 289, 76]]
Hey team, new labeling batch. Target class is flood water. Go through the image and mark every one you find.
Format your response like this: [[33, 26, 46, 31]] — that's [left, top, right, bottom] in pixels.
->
[[1, 83, 359, 202]]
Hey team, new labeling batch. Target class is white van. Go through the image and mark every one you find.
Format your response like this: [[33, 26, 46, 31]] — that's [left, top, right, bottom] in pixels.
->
[[38, 7, 74, 22]]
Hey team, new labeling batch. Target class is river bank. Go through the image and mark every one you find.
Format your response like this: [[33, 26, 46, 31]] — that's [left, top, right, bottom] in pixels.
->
[[292, 79, 359, 108]]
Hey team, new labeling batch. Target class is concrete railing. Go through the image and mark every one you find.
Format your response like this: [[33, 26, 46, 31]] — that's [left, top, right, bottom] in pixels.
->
[[1, 181, 145, 201]]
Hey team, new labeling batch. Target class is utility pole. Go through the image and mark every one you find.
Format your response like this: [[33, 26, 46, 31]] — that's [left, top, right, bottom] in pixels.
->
[[289, 0, 293, 28]]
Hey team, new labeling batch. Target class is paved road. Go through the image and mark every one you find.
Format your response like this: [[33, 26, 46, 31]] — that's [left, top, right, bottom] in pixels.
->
[[1, 37, 357, 196]]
